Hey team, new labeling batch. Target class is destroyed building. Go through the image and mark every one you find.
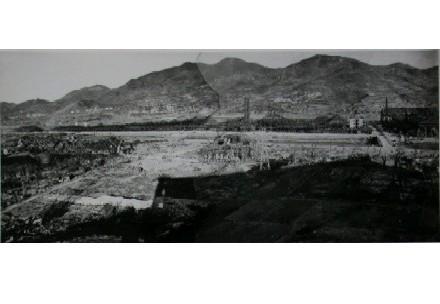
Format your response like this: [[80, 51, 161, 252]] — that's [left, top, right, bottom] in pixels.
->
[[200, 134, 257, 162]]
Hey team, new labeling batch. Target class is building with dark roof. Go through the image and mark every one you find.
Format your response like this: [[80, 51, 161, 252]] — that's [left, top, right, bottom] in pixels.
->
[[380, 97, 439, 137]]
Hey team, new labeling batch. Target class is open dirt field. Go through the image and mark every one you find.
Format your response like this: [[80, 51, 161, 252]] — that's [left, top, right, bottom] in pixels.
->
[[3, 131, 376, 217]]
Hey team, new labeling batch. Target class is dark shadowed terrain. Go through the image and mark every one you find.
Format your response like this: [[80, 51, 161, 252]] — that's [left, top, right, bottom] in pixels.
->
[[3, 159, 437, 242]]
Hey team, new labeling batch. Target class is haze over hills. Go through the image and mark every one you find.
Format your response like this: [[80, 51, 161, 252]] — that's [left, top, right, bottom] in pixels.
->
[[1, 54, 438, 128]]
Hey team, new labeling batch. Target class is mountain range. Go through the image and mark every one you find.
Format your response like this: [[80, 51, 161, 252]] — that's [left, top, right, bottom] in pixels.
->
[[1, 54, 438, 128]]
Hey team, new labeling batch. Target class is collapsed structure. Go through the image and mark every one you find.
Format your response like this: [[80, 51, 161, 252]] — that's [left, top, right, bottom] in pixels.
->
[[199, 134, 257, 162]]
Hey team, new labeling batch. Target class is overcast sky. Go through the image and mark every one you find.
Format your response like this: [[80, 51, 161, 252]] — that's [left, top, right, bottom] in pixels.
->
[[0, 50, 438, 103]]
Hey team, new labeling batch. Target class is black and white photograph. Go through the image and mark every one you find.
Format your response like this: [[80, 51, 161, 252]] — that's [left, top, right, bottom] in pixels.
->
[[1, 49, 438, 243], [1, 1, 440, 303]]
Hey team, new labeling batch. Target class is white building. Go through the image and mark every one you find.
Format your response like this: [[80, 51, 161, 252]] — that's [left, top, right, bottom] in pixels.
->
[[349, 115, 365, 129]]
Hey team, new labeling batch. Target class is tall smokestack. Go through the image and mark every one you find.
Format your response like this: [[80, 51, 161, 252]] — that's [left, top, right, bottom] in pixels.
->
[[244, 97, 250, 122], [385, 97, 388, 116]]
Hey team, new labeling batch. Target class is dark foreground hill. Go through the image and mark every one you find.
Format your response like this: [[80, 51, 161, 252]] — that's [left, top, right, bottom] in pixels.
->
[[2, 159, 438, 242], [163, 159, 439, 242], [1, 54, 438, 128]]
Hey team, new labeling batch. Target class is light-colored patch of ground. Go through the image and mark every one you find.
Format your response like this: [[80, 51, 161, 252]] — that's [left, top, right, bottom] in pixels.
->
[[3, 131, 382, 220], [76, 195, 152, 209]]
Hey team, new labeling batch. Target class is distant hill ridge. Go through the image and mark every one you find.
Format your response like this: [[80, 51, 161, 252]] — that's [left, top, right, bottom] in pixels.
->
[[1, 54, 438, 128]]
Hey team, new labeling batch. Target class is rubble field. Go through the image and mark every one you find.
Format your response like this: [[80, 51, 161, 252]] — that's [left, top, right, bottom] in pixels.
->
[[1, 131, 438, 242]]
